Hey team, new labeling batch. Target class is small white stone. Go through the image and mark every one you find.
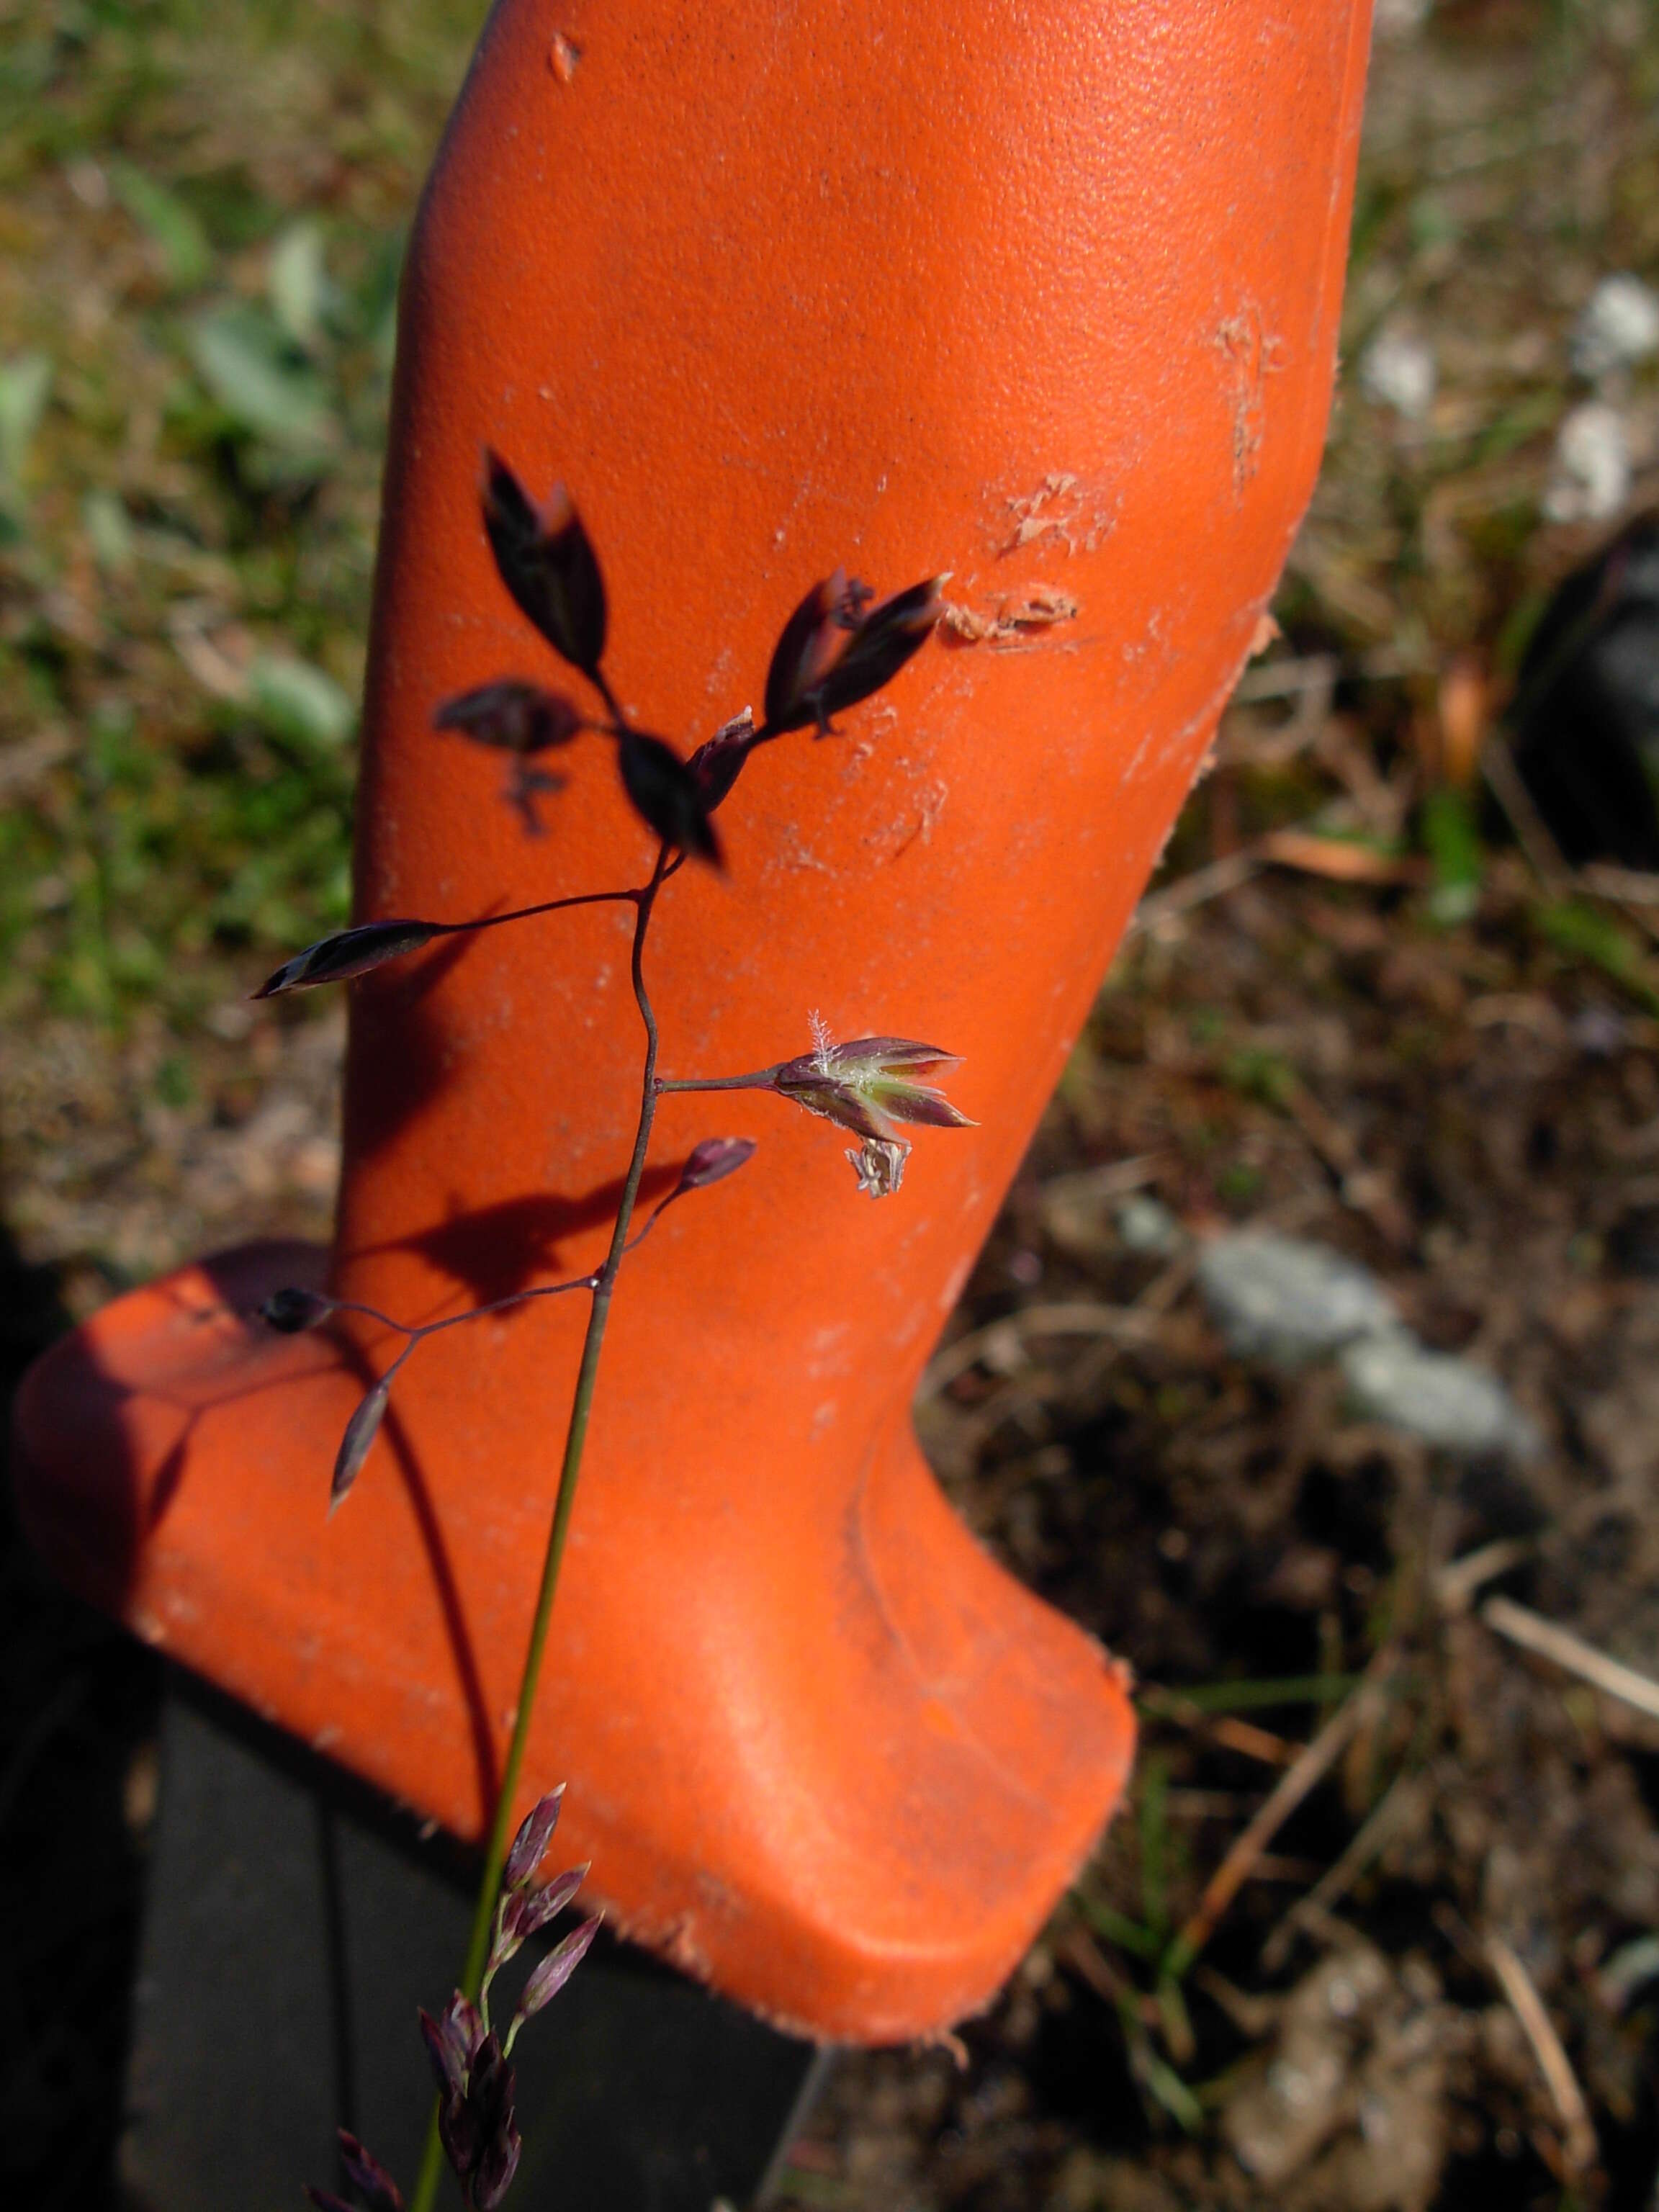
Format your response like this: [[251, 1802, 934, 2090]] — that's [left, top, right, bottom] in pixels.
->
[[1360, 325, 1437, 421], [1373, 0, 1431, 35], [1327, 1973, 1360, 2019], [1543, 401, 1631, 524], [1570, 274, 1659, 380], [1197, 1233, 1397, 1369], [1340, 1328, 1542, 1460], [1116, 1193, 1182, 1256]]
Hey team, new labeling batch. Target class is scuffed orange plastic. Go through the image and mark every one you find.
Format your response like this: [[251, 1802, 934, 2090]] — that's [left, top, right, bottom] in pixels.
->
[[14, 0, 1372, 2039]]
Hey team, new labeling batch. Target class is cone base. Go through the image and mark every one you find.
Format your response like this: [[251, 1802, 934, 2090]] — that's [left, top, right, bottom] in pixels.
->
[[13, 1242, 1136, 2042]]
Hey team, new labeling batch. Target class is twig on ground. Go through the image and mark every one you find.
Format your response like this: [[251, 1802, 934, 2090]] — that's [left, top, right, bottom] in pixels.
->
[[1133, 1249, 1199, 1316], [1484, 1933, 1599, 2182], [917, 1301, 1161, 1401], [1136, 1689, 1298, 1769], [1163, 1658, 1397, 1980], [1257, 829, 1421, 885], [1480, 740, 1572, 896], [1481, 1594, 1659, 1723], [1279, 1076, 1414, 1247], [0, 728, 74, 801], [1436, 1537, 1532, 1614], [1131, 799, 1410, 935], [1191, 1964, 1278, 2038], [1133, 848, 1265, 934], [1038, 1154, 1166, 1208], [1578, 860, 1659, 951], [1581, 861, 1659, 907], [1259, 1771, 1425, 1973], [1229, 652, 1340, 712], [1053, 1917, 1138, 2012]]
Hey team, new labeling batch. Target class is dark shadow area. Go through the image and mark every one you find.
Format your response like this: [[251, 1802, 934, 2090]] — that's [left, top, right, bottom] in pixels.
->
[[12, 1240, 328, 1606], [350, 1162, 680, 1300], [378, 1389, 500, 1814], [336, 933, 476, 1171], [16, 1235, 504, 1826], [0, 1218, 161, 2211], [120, 1676, 822, 2212]]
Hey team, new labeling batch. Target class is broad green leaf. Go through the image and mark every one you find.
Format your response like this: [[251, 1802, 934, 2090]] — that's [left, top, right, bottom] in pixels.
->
[[267, 220, 331, 349], [1421, 786, 1482, 926], [82, 487, 135, 572], [188, 305, 334, 449], [250, 653, 356, 750], [109, 161, 212, 290], [0, 353, 51, 482]]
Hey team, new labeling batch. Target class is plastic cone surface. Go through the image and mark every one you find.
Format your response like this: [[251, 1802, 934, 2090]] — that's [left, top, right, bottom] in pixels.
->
[[14, 0, 1372, 2039]]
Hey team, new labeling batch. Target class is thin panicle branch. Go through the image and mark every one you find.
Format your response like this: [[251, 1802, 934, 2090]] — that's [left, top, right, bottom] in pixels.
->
[[325, 500, 956, 2212]]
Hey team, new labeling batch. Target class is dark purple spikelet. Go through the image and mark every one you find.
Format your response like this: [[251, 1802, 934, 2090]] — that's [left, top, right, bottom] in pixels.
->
[[330, 1377, 392, 1511], [764, 570, 943, 737], [259, 1286, 333, 1334], [337, 2129, 405, 2212], [418, 2006, 468, 2104], [480, 454, 607, 676], [435, 2082, 482, 2183], [772, 1035, 973, 1137], [421, 1991, 532, 2203], [462, 2033, 518, 2205], [441, 1990, 485, 2061], [514, 1913, 602, 2026], [675, 1137, 756, 1194], [253, 920, 441, 999], [687, 707, 759, 811], [617, 729, 721, 866], [513, 1861, 589, 1938], [814, 575, 945, 724], [435, 680, 586, 755], [503, 1784, 566, 1893], [771, 1072, 892, 1141], [763, 570, 858, 734], [472, 2118, 522, 2212]]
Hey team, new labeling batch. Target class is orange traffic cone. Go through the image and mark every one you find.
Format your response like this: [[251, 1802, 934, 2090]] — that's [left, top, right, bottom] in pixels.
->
[[13, 0, 1372, 2039]]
